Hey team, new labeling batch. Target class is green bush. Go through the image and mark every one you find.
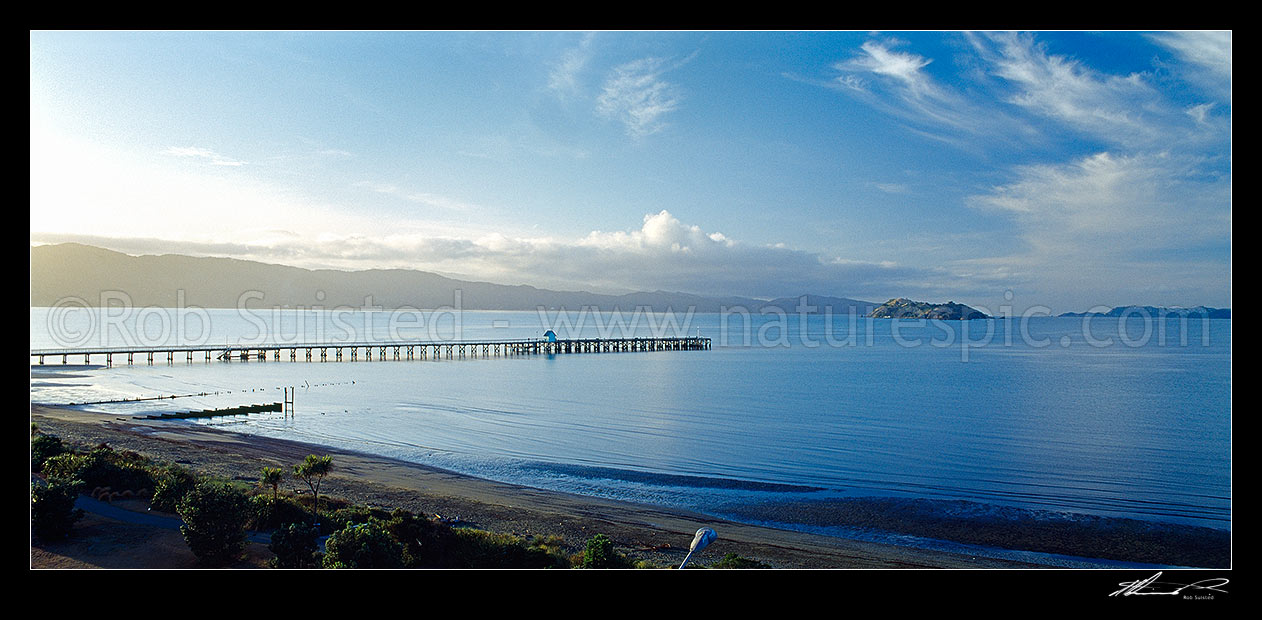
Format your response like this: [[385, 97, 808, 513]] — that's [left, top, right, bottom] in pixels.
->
[[383, 509, 461, 568], [322, 520, 404, 569], [268, 521, 321, 568], [322, 505, 392, 534], [581, 533, 632, 568], [31, 478, 85, 540], [451, 528, 568, 569], [149, 464, 198, 513], [709, 553, 771, 569], [31, 434, 67, 473], [41, 446, 153, 492], [250, 494, 312, 532], [177, 482, 251, 566], [40, 453, 83, 481]]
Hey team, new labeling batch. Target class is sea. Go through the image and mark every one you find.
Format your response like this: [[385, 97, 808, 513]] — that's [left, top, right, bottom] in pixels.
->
[[29, 306, 1231, 568]]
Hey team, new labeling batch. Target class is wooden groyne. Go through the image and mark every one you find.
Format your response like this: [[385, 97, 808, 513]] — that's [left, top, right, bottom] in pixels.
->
[[31, 336, 712, 367], [134, 402, 282, 420]]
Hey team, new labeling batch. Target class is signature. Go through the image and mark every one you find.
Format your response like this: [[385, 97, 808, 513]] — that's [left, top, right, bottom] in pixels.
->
[[1110, 572, 1229, 597]]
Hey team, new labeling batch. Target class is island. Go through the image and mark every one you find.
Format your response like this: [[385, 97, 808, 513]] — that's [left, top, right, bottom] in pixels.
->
[[1058, 305, 1230, 319], [869, 298, 990, 320]]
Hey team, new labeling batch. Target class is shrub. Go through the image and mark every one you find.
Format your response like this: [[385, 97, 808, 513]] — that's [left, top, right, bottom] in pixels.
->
[[710, 553, 771, 569], [383, 509, 461, 568], [322, 520, 403, 569], [31, 478, 85, 540], [31, 434, 67, 473], [581, 533, 632, 569], [40, 453, 84, 481], [177, 482, 251, 566], [250, 494, 312, 532], [149, 464, 198, 513], [42, 446, 152, 492], [451, 529, 568, 569], [323, 505, 392, 534], [268, 522, 321, 568]]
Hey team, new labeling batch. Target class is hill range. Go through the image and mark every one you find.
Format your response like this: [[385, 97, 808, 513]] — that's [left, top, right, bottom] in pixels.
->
[[30, 243, 877, 315]]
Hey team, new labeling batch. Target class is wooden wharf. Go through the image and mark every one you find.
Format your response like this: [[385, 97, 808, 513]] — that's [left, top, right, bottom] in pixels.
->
[[31, 336, 712, 367]]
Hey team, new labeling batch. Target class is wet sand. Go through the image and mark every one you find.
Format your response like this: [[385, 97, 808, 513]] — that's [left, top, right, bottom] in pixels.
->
[[30, 404, 1038, 569]]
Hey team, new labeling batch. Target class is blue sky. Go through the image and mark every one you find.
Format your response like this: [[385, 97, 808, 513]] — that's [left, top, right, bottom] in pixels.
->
[[30, 31, 1231, 312]]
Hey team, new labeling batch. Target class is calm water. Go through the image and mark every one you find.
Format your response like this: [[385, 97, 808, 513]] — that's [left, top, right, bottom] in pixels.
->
[[30, 307, 1231, 558]]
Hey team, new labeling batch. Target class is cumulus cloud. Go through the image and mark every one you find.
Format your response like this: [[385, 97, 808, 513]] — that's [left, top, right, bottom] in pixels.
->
[[34, 210, 982, 303], [405, 210, 940, 299]]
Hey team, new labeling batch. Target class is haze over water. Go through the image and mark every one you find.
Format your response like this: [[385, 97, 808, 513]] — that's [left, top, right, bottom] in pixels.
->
[[30, 307, 1231, 558]]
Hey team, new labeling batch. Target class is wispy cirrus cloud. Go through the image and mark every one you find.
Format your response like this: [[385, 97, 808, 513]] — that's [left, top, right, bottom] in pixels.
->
[[1147, 30, 1232, 91], [840, 40, 938, 98], [967, 32, 1174, 148], [163, 146, 247, 166], [832, 39, 1003, 140], [833, 32, 1231, 151], [597, 56, 685, 138], [826, 32, 1231, 309], [548, 32, 595, 97], [355, 181, 479, 212]]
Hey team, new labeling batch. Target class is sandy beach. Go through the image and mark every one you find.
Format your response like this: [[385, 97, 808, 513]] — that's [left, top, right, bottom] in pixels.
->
[[30, 404, 1040, 569]]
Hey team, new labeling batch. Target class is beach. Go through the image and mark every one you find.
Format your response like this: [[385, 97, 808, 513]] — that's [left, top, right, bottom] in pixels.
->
[[30, 404, 1039, 569]]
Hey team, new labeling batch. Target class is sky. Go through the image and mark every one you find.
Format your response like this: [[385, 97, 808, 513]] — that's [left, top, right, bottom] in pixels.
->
[[29, 30, 1231, 313]]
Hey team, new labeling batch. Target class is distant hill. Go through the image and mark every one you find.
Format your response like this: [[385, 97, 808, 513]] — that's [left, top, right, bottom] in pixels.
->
[[1058, 305, 1230, 319], [870, 298, 990, 320], [30, 243, 877, 314], [753, 294, 875, 316]]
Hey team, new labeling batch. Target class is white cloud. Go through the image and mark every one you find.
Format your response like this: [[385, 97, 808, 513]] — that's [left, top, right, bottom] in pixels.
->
[[1186, 102, 1215, 124], [972, 32, 1165, 146], [967, 151, 1230, 308], [33, 205, 967, 302], [843, 41, 936, 98], [597, 57, 683, 138], [834, 32, 1230, 152], [972, 151, 1226, 244], [548, 33, 595, 96], [163, 146, 247, 166], [356, 181, 478, 212], [833, 39, 997, 138], [1147, 31, 1232, 85]]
